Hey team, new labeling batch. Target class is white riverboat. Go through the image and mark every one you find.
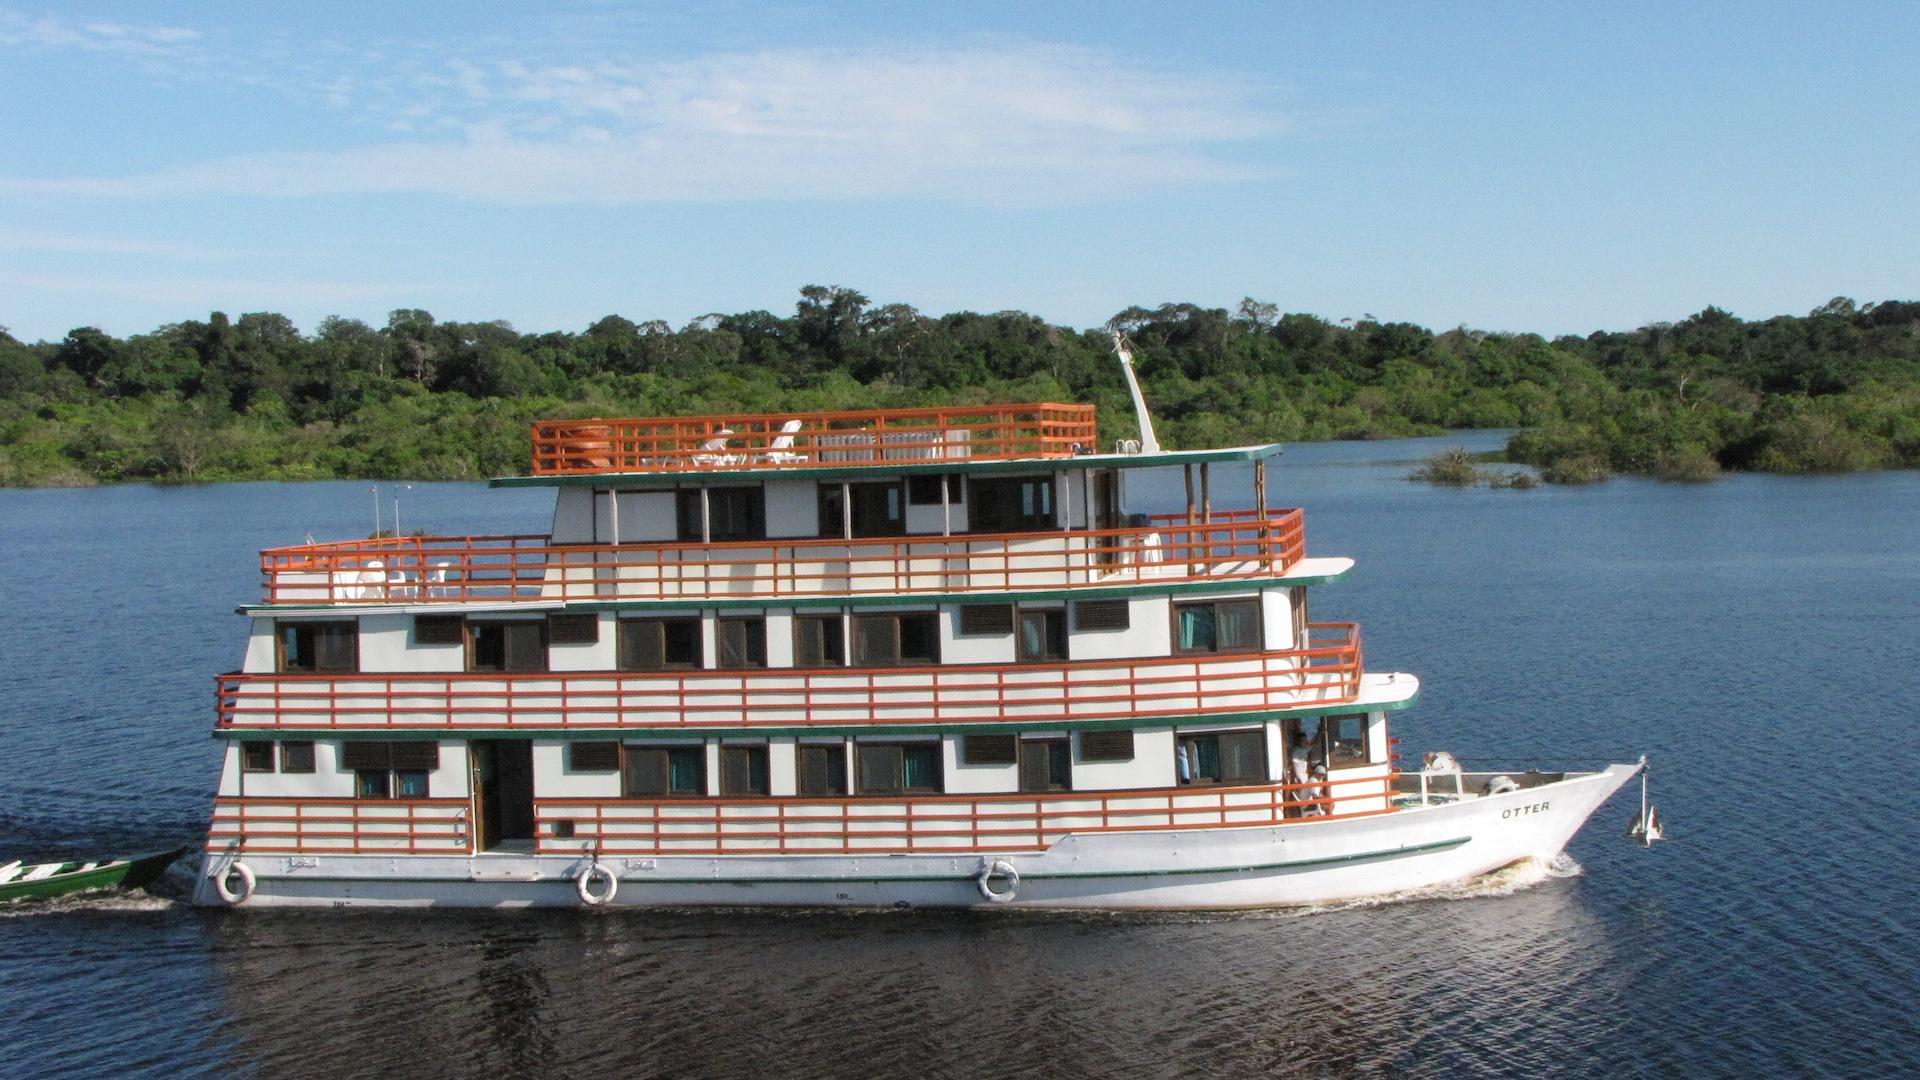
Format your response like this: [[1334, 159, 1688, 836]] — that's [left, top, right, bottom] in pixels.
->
[[193, 393, 1639, 909]]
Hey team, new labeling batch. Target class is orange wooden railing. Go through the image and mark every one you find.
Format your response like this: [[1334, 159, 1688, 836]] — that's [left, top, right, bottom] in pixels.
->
[[533, 772, 1397, 857], [257, 510, 1306, 605], [204, 797, 470, 855], [530, 403, 1098, 475], [215, 626, 1362, 732]]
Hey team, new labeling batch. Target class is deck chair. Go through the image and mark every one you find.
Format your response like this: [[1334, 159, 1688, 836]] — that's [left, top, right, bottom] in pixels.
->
[[763, 419, 807, 464], [691, 428, 742, 466]]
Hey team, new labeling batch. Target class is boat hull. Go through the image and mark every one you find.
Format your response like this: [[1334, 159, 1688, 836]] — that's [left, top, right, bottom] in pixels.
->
[[0, 848, 185, 904], [193, 764, 1637, 910]]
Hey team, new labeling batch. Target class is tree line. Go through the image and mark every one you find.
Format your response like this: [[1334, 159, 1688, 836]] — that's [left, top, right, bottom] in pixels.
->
[[1, 287, 1915, 486]]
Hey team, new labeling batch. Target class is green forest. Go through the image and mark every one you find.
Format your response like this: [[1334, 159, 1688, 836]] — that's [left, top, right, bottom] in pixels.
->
[[2, 287, 1916, 486]]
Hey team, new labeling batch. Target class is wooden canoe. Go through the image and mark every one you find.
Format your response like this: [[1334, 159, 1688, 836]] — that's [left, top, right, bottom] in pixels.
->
[[0, 847, 186, 903]]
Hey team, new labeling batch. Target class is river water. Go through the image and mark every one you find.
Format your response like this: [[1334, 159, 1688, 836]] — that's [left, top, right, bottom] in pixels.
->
[[1, 433, 1916, 1078]]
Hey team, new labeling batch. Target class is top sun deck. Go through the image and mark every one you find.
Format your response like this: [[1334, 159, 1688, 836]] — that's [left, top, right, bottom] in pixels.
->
[[526, 403, 1096, 478]]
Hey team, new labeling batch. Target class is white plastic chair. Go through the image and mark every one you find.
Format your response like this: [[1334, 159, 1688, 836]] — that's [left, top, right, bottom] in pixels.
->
[[691, 428, 742, 466], [763, 419, 807, 464]]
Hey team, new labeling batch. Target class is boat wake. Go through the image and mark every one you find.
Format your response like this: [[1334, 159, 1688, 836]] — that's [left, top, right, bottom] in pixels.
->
[[0, 890, 180, 919], [1282, 852, 1585, 918]]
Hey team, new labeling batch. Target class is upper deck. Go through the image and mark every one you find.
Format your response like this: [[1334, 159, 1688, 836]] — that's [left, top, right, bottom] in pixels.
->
[[528, 403, 1097, 478]]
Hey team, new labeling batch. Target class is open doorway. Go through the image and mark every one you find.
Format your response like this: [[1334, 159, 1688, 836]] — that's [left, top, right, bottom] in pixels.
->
[[472, 740, 535, 851]]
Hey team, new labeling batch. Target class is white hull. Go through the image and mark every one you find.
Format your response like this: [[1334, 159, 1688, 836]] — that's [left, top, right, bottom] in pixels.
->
[[194, 763, 1638, 911]]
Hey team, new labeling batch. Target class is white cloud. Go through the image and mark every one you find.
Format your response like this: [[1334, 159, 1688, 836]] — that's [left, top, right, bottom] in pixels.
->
[[0, 29, 1287, 205], [0, 271, 421, 309], [0, 9, 200, 58], [0, 230, 230, 258]]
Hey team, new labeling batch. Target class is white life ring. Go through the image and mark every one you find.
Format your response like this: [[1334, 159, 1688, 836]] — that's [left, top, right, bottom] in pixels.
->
[[576, 861, 618, 906], [214, 860, 255, 905], [975, 858, 1019, 903]]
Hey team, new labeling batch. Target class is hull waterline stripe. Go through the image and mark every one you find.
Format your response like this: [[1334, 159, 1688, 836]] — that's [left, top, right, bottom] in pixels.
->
[[232, 836, 1470, 888]]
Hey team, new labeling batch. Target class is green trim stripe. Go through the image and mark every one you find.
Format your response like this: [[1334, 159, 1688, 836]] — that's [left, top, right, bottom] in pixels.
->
[[239, 568, 1350, 616], [215, 691, 1418, 741]]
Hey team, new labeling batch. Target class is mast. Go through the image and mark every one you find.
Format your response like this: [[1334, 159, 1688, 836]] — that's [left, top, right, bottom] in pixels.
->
[[1110, 333, 1161, 453]]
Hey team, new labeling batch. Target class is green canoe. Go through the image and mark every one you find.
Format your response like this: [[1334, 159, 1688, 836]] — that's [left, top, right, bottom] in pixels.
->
[[0, 847, 186, 904]]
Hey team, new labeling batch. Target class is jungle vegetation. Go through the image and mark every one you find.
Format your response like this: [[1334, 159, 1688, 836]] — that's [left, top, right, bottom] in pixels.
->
[[1, 289, 1915, 486]]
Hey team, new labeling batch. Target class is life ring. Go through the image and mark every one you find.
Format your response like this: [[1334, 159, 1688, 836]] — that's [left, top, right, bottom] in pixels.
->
[[214, 860, 255, 905], [1484, 775, 1520, 796], [975, 858, 1018, 903], [576, 861, 618, 906]]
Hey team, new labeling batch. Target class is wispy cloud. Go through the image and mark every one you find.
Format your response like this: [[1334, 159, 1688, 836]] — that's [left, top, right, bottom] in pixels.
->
[[0, 271, 424, 309], [0, 230, 232, 258], [0, 12, 1288, 205], [0, 9, 200, 58]]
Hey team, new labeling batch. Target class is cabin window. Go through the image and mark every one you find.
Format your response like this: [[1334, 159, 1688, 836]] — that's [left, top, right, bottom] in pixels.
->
[[342, 741, 437, 799], [1320, 713, 1371, 769], [469, 620, 547, 673], [818, 481, 906, 538], [958, 603, 1014, 636], [1074, 600, 1131, 632], [962, 733, 1017, 765], [793, 615, 846, 667], [852, 612, 939, 665], [1020, 739, 1071, 792], [624, 745, 706, 798], [721, 746, 771, 796], [968, 475, 1056, 533], [569, 742, 621, 772], [617, 617, 703, 671], [907, 474, 961, 506], [716, 617, 768, 669], [797, 744, 848, 796], [1173, 599, 1263, 654], [241, 741, 275, 773], [1177, 729, 1268, 786], [856, 743, 943, 794], [547, 613, 600, 646], [1078, 729, 1134, 763], [676, 486, 765, 542], [280, 740, 315, 774], [413, 615, 465, 646], [1017, 608, 1067, 662], [278, 620, 357, 673]]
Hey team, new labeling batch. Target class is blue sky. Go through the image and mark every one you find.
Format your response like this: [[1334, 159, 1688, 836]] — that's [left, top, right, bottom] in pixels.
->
[[1, 1, 1914, 343]]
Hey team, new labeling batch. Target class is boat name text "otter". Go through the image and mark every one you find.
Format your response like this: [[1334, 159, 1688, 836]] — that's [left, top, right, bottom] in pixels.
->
[[1502, 801, 1550, 819]]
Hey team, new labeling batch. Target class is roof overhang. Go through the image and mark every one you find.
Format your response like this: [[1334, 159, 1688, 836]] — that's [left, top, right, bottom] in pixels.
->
[[489, 444, 1286, 489]]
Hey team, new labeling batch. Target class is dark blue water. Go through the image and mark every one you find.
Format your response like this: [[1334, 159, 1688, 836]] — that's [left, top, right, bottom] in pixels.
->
[[2, 435, 1916, 1078]]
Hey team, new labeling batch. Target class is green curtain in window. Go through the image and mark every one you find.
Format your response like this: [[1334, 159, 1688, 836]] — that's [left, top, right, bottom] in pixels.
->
[[902, 745, 937, 789], [668, 749, 703, 793], [1179, 606, 1217, 650]]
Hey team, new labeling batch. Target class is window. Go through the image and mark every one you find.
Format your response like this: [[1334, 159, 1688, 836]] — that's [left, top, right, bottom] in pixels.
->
[[962, 733, 1017, 765], [569, 741, 621, 772], [852, 612, 939, 665], [721, 745, 770, 796], [856, 743, 943, 794], [1075, 600, 1130, 632], [968, 475, 1056, 533], [278, 620, 357, 673], [1079, 729, 1134, 763], [624, 745, 706, 798], [907, 474, 960, 506], [1318, 713, 1371, 769], [1020, 739, 1071, 792], [958, 604, 1014, 636], [241, 741, 275, 773], [1177, 729, 1268, 786], [342, 741, 437, 799], [413, 615, 464, 646], [470, 620, 547, 673], [1173, 599, 1263, 654], [716, 617, 767, 669], [1017, 609, 1067, 662], [798, 744, 848, 796], [677, 487, 765, 542], [793, 615, 846, 667], [818, 481, 905, 538], [548, 613, 599, 645], [617, 617, 702, 670], [280, 740, 315, 774]]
